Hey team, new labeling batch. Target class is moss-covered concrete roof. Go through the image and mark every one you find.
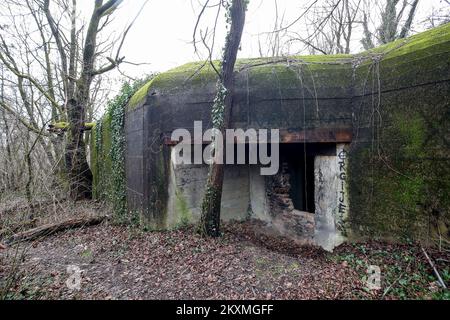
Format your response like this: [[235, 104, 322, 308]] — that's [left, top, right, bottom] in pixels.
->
[[128, 22, 450, 110]]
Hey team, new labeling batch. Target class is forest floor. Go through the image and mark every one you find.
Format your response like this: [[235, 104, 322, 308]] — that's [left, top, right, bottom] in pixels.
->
[[0, 201, 449, 300]]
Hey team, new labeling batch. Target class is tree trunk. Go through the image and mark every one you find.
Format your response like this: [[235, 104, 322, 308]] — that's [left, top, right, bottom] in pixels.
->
[[199, 0, 247, 237], [399, 0, 420, 39], [64, 0, 121, 201], [65, 132, 93, 200], [379, 0, 400, 44], [5, 216, 106, 245], [65, 96, 93, 200]]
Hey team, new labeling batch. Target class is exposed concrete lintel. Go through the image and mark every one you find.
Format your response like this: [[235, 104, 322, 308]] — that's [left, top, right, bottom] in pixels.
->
[[163, 128, 353, 145]]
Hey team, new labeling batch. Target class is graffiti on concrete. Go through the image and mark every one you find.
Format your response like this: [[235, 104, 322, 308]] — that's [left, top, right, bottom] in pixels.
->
[[336, 145, 349, 235]]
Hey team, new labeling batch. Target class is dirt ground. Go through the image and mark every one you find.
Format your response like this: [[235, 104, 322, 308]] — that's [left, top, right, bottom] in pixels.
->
[[1, 216, 449, 300]]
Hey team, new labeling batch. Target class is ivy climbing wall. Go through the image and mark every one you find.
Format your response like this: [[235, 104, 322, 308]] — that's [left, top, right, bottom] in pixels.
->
[[90, 79, 153, 225]]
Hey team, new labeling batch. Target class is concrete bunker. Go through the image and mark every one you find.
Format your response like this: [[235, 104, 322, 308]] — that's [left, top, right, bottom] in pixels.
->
[[92, 23, 450, 251]]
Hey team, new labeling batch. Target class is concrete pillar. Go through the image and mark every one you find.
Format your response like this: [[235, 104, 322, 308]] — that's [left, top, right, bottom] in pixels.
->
[[249, 166, 270, 221], [314, 156, 338, 251], [314, 144, 349, 251]]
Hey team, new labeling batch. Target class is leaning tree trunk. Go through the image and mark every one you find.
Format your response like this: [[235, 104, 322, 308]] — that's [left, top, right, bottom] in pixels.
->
[[199, 0, 247, 237], [399, 0, 419, 39]]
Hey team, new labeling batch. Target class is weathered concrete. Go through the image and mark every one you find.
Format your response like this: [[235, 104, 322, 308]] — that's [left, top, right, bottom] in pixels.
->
[[249, 166, 270, 221], [166, 147, 250, 228], [314, 156, 338, 251], [313, 144, 350, 251]]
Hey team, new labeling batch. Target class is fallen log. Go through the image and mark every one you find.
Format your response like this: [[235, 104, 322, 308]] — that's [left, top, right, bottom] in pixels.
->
[[0, 219, 38, 238], [5, 216, 107, 246]]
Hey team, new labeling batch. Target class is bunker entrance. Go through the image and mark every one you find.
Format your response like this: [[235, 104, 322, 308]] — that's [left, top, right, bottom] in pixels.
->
[[264, 143, 339, 243], [284, 148, 315, 214], [166, 133, 350, 249], [280, 143, 336, 213]]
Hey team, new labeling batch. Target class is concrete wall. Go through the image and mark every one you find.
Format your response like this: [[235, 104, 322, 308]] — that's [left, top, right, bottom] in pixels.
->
[[124, 104, 145, 215], [166, 147, 250, 228]]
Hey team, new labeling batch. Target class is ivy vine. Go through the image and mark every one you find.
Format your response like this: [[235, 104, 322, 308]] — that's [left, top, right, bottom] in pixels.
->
[[93, 76, 154, 223], [211, 81, 228, 129]]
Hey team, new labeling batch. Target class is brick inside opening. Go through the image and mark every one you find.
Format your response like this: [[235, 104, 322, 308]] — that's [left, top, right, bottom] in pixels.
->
[[265, 143, 337, 241]]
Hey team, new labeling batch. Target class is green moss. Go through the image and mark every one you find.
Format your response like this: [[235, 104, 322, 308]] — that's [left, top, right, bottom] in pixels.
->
[[90, 125, 99, 198], [349, 56, 449, 241], [359, 22, 450, 58], [129, 55, 355, 99], [394, 113, 426, 158], [354, 40, 450, 91], [124, 24, 449, 106], [51, 122, 96, 130], [52, 122, 70, 129], [128, 78, 156, 110], [395, 175, 424, 207], [151, 62, 220, 93], [175, 189, 192, 227], [248, 63, 352, 96]]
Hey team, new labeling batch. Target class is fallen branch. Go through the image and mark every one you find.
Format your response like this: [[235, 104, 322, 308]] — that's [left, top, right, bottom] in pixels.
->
[[421, 247, 447, 289], [382, 258, 414, 298], [5, 216, 107, 246]]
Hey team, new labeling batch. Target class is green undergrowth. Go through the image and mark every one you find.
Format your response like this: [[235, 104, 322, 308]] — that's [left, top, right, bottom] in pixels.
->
[[332, 243, 450, 300]]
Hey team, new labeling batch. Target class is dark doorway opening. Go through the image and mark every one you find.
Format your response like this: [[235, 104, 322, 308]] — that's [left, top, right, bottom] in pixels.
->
[[279, 143, 336, 214]]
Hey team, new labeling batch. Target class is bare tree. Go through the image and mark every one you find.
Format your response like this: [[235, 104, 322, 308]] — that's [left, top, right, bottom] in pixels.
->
[[198, 0, 247, 237], [257, 0, 288, 57], [262, 0, 361, 56], [423, 0, 450, 28], [377, 0, 420, 43], [0, 0, 145, 200], [361, 0, 420, 49], [303, 0, 362, 54], [259, 0, 424, 55]]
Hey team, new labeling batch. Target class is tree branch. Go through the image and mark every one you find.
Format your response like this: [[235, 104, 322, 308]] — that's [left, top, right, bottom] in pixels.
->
[[0, 101, 50, 136]]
